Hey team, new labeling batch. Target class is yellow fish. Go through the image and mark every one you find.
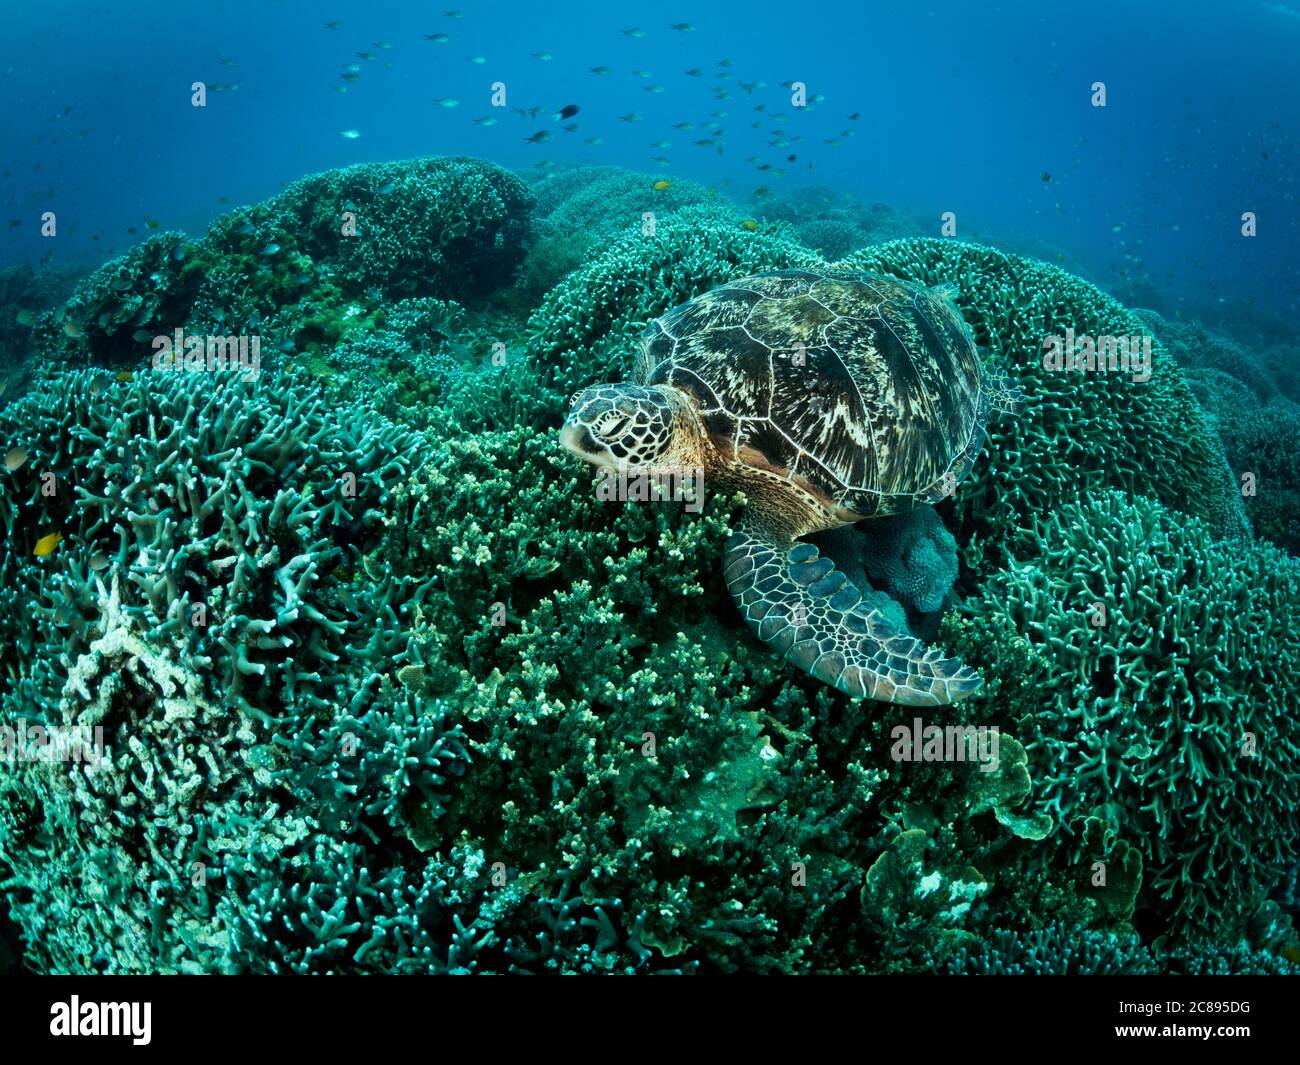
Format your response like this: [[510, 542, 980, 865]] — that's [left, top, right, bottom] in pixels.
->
[[34, 532, 62, 557], [115, 371, 134, 382], [741, 219, 759, 231], [64, 321, 83, 338], [652, 179, 672, 191]]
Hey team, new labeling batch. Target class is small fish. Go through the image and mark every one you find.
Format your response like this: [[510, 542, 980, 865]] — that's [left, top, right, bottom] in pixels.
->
[[173, 246, 186, 261], [343, 63, 361, 73], [339, 129, 362, 139], [741, 219, 759, 232], [670, 23, 695, 32], [64, 321, 83, 338], [531, 52, 553, 61], [1112, 223, 1124, 233], [589, 66, 612, 75], [684, 68, 703, 77], [115, 371, 134, 382], [278, 338, 297, 351], [467, 55, 487, 64], [434, 97, 459, 108], [644, 84, 666, 94], [671, 122, 695, 131], [652, 179, 672, 191], [632, 69, 652, 78], [333, 85, 349, 94], [34, 532, 62, 558], [1041, 171, 1052, 183], [524, 130, 553, 144], [425, 33, 451, 43], [261, 242, 281, 255], [377, 180, 396, 194], [555, 104, 580, 120], [355, 51, 376, 61], [15, 309, 35, 326], [562, 122, 579, 133], [323, 20, 343, 30], [145, 218, 160, 230], [339, 71, 360, 82], [374, 40, 392, 49], [619, 112, 643, 123], [473, 115, 499, 126], [132, 329, 153, 342], [235, 222, 256, 235], [4, 447, 27, 472], [848, 112, 861, 120], [90, 552, 109, 572], [584, 136, 604, 145], [622, 27, 646, 38], [649, 139, 671, 148]]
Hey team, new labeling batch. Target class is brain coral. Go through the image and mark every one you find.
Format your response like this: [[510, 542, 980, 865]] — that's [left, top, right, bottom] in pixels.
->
[[944, 490, 1300, 933]]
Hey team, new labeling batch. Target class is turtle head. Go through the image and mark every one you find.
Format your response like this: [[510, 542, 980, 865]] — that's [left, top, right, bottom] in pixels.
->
[[561, 383, 701, 471]]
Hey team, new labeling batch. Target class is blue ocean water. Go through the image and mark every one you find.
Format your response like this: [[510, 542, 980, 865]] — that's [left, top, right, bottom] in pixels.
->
[[2, 0, 1296, 326]]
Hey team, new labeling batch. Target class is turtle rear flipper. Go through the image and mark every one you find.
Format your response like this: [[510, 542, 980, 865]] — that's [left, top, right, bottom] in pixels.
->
[[724, 521, 982, 706]]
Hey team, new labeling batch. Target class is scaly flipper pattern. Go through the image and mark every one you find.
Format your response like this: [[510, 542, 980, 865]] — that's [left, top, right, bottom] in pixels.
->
[[723, 519, 982, 706]]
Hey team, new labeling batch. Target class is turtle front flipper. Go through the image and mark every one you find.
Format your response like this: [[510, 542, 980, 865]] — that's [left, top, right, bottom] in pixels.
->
[[724, 520, 982, 706]]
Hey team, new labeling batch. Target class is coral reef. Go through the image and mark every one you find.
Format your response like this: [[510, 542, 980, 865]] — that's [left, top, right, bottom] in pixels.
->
[[528, 203, 820, 400], [29, 156, 534, 374], [843, 239, 1249, 557], [529, 165, 713, 242], [944, 491, 1300, 933], [1, 160, 1296, 976]]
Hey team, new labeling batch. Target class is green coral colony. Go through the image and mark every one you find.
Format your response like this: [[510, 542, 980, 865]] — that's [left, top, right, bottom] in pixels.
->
[[0, 158, 1297, 974]]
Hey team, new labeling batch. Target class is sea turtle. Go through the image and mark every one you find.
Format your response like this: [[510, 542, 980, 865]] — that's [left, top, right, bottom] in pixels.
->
[[560, 269, 987, 705]]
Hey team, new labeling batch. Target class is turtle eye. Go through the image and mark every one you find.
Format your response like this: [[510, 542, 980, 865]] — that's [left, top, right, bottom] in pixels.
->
[[598, 415, 631, 439]]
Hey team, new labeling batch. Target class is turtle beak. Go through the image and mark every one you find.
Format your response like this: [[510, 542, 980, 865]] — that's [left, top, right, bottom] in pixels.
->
[[559, 421, 593, 460]]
